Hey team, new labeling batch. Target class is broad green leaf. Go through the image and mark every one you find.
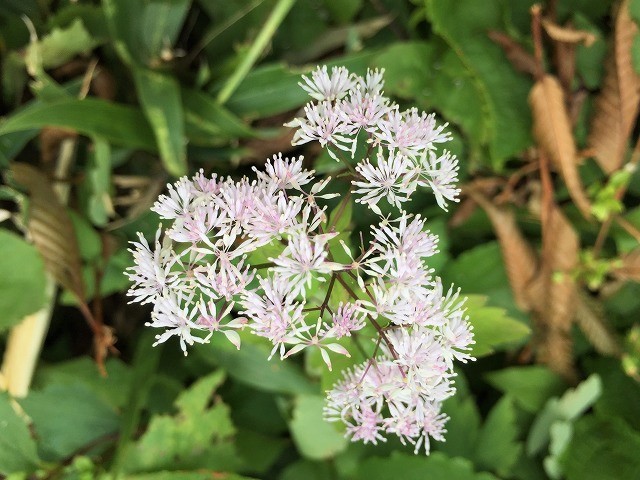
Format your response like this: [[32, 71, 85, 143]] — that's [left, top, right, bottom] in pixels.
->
[[196, 333, 317, 395], [222, 52, 378, 119], [68, 210, 102, 262], [323, 0, 362, 23], [133, 67, 187, 177], [562, 415, 640, 480], [235, 429, 288, 474], [0, 393, 39, 475], [290, 395, 348, 460], [440, 395, 481, 459], [465, 295, 531, 356], [120, 370, 240, 473], [127, 472, 255, 480], [485, 366, 566, 413], [0, 230, 47, 331], [544, 420, 573, 480], [527, 374, 602, 455], [354, 452, 499, 480], [20, 383, 119, 461], [0, 98, 157, 151], [280, 459, 333, 480], [425, 0, 533, 170], [182, 87, 256, 142], [35, 357, 131, 409], [474, 397, 522, 476], [574, 13, 607, 89], [24, 19, 98, 73]]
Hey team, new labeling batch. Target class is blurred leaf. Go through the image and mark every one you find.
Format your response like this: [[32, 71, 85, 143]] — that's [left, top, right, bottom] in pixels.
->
[[236, 429, 288, 474], [544, 420, 573, 479], [120, 370, 240, 473], [465, 294, 531, 356], [196, 333, 317, 395], [182, 87, 256, 142], [20, 383, 119, 461], [527, 374, 602, 456], [86, 137, 112, 226], [574, 13, 607, 89], [323, 0, 362, 24], [126, 472, 255, 480], [354, 451, 499, 480], [140, 0, 192, 65], [280, 459, 333, 480], [587, 0, 640, 173], [0, 230, 47, 331], [69, 210, 102, 262], [562, 414, 640, 480], [290, 394, 348, 460], [426, 0, 532, 170], [10, 163, 86, 300], [0, 98, 157, 151], [485, 366, 566, 413], [24, 18, 98, 74], [474, 397, 522, 476], [222, 52, 377, 118], [35, 357, 132, 410], [0, 393, 39, 475], [133, 67, 187, 177], [529, 75, 591, 218], [440, 395, 481, 459]]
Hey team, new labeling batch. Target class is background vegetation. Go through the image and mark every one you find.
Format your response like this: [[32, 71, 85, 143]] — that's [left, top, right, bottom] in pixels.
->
[[1, 0, 639, 479]]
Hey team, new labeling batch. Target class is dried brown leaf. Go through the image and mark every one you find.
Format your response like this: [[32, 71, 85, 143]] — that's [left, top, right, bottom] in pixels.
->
[[465, 186, 539, 310], [488, 30, 538, 77], [9, 163, 85, 301], [575, 291, 621, 356], [542, 18, 597, 46], [588, 0, 640, 173], [613, 247, 640, 281], [538, 203, 580, 380], [529, 75, 592, 218]]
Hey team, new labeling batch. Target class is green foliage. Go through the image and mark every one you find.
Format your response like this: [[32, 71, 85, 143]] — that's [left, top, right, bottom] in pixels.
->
[[0, 230, 47, 331], [0, 393, 39, 475], [0, 0, 638, 478]]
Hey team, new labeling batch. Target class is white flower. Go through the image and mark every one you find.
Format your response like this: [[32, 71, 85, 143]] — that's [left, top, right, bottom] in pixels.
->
[[270, 231, 342, 298], [352, 149, 417, 215], [196, 299, 245, 349], [299, 65, 354, 101], [254, 153, 314, 191], [146, 292, 208, 355], [416, 150, 461, 211]]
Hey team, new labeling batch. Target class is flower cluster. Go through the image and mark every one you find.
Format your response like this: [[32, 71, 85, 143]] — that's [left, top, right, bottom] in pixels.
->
[[126, 66, 474, 455]]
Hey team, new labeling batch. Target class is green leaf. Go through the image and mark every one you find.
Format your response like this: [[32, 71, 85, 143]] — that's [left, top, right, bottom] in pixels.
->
[[0, 393, 39, 475], [235, 429, 288, 474], [527, 375, 602, 456], [474, 397, 522, 476], [24, 19, 98, 73], [86, 137, 112, 226], [35, 357, 132, 410], [323, 0, 362, 23], [140, 0, 191, 65], [280, 459, 333, 480], [126, 472, 255, 480], [562, 415, 640, 480], [289, 394, 348, 460], [182, 87, 256, 142], [440, 394, 481, 459], [20, 383, 120, 461], [222, 52, 378, 119], [120, 370, 240, 473], [544, 420, 573, 480], [196, 333, 317, 395], [0, 98, 157, 151], [425, 0, 533, 170], [0, 230, 47, 331], [133, 67, 187, 177], [354, 451, 499, 480], [465, 295, 531, 356], [574, 13, 607, 89], [485, 366, 566, 413]]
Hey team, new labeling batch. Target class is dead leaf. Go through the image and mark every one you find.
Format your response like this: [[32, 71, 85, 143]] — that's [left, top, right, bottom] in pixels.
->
[[542, 18, 597, 46], [488, 30, 538, 77], [575, 291, 621, 356], [588, 0, 640, 173], [465, 185, 539, 310], [529, 75, 592, 218], [9, 163, 85, 301], [612, 247, 640, 281]]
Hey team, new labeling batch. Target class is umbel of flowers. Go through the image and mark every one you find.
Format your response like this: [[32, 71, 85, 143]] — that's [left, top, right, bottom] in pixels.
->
[[126, 66, 474, 454]]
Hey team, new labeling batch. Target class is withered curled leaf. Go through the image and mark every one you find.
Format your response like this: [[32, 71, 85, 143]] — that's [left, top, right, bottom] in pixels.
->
[[588, 0, 640, 173], [529, 75, 592, 218]]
